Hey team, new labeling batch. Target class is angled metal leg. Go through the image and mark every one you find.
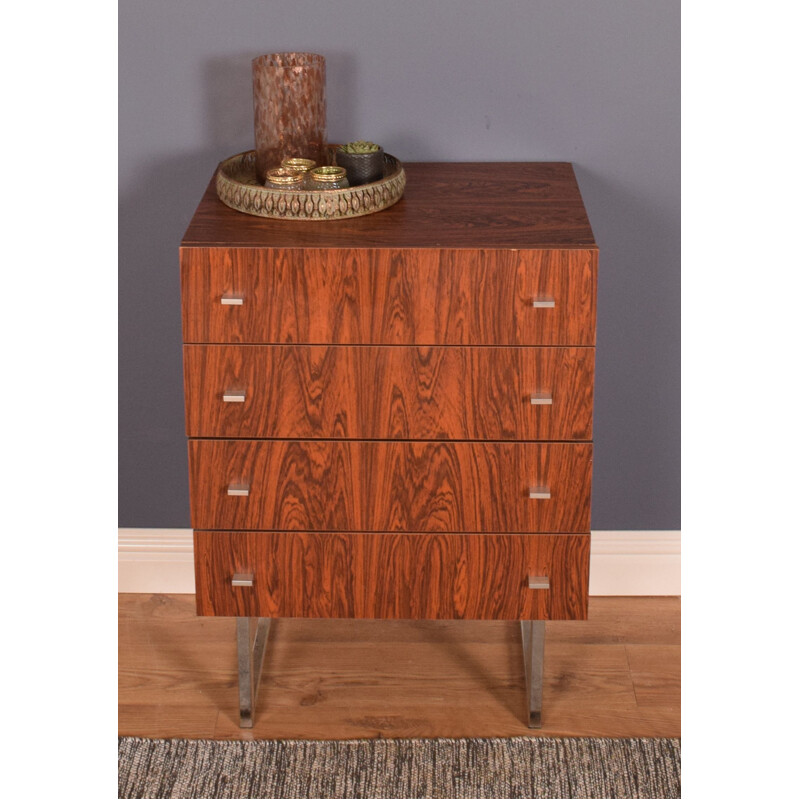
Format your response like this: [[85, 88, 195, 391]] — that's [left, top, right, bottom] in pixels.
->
[[236, 617, 271, 728], [520, 620, 545, 728]]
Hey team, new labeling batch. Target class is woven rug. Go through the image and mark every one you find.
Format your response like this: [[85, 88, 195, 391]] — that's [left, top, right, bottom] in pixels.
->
[[118, 736, 680, 799]]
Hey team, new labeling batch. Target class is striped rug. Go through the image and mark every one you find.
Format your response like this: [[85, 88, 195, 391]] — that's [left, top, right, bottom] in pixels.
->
[[119, 736, 680, 799]]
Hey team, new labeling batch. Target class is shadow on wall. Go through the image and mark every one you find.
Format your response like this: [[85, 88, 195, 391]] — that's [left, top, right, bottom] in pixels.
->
[[200, 49, 433, 160], [572, 165, 680, 530], [119, 150, 219, 528], [202, 49, 374, 153], [203, 54, 254, 148], [118, 53, 264, 527]]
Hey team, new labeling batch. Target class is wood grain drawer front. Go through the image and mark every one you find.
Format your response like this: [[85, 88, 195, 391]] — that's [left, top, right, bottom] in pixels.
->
[[188, 440, 592, 533], [183, 345, 595, 440], [194, 531, 590, 620], [180, 248, 596, 345]]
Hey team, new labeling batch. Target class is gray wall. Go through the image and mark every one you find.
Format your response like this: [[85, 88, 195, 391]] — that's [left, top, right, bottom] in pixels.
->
[[119, 0, 679, 530]]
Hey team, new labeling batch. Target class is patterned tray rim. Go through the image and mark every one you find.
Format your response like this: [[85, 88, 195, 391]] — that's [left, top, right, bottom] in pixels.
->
[[215, 149, 406, 221]]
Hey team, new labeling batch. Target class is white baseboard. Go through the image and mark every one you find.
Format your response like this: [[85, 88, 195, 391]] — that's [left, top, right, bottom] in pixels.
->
[[119, 529, 680, 596], [118, 529, 196, 594], [588, 530, 680, 595]]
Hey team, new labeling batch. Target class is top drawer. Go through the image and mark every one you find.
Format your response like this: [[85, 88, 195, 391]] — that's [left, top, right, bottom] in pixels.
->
[[180, 248, 596, 345]]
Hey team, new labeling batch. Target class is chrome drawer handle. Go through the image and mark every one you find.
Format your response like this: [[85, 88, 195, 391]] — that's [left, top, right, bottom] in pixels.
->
[[529, 392, 552, 405], [223, 390, 246, 403], [528, 486, 551, 500], [528, 575, 550, 590], [531, 296, 555, 308], [231, 573, 254, 587], [227, 484, 250, 497], [221, 294, 244, 305]]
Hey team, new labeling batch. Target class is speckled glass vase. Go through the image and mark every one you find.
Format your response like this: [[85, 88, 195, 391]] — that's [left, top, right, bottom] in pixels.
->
[[252, 53, 327, 184]]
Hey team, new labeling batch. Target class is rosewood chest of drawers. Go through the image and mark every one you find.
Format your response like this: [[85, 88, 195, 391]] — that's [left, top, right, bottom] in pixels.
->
[[180, 162, 597, 727]]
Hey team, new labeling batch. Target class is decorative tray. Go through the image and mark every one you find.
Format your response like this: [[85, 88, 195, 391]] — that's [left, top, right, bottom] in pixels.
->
[[215, 148, 406, 221]]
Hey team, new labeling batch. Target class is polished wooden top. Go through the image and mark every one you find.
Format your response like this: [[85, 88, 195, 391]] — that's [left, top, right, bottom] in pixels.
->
[[181, 162, 596, 250]]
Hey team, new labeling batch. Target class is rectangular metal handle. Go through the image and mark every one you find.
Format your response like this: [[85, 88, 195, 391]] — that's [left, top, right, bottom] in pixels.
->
[[231, 573, 254, 587], [529, 392, 552, 405], [531, 296, 555, 308], [528, 575, 550, 590], [223, 391, 246, 403], [221, 294, 244, 305], [528, 486, 551, 500], [227, 484, 250, 497]]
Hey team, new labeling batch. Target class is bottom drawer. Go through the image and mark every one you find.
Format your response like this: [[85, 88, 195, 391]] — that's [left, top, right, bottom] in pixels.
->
[[194, 531, 589, 620]]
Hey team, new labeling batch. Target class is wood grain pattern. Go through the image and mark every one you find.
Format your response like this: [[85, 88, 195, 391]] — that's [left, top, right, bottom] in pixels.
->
[[626, 645, 681, 710], [183, 345, 594, 440], [180, 248, 597, 346], [119, 595, 680, 740], [193, 531, 590, 620], [188, 440, 592, 532], [176, 161, 597, 643], [180, 162, 597, 250]]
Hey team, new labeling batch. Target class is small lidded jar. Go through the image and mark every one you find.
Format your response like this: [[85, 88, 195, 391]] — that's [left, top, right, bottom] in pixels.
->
[[264, 167, 304, 190], [281, 157, 317, 177], [307, 165, 349, 190]]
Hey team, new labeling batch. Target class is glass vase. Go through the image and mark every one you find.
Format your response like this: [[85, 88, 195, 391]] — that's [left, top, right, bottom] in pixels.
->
[[252, 52, 327, 184]]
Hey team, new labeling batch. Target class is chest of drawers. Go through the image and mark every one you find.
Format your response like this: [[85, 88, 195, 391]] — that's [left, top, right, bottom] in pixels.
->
[[180, 162, 597, 727]]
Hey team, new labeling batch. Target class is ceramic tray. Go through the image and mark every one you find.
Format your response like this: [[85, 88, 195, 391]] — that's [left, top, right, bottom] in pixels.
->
[[215, 149, 406, 221]]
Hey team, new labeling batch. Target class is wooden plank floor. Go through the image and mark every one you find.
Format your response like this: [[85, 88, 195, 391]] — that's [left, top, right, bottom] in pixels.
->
[[119, 595, 680, 740]]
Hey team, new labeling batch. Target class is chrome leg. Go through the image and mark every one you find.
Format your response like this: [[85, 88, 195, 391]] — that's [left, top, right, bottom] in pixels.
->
[[520, 620, 545, 728], [237, 617, 271, 728]]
